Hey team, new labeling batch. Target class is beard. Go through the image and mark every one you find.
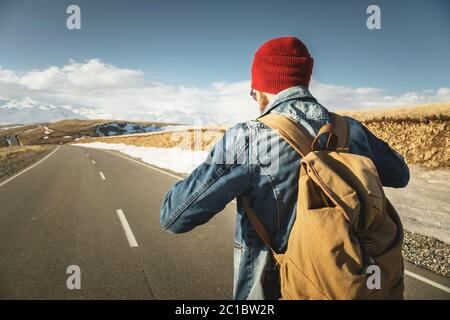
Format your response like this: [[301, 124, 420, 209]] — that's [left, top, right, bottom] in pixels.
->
[[258, 93, 270, 113]]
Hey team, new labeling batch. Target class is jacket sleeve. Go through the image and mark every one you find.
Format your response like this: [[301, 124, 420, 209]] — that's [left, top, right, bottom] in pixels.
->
[[160, 123, 252, 233], [346, 116, 410, 188]]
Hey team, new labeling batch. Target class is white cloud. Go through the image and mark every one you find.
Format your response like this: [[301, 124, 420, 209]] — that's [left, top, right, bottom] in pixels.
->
[[308, 81, 450, 110], [0, 59, 448, 124]]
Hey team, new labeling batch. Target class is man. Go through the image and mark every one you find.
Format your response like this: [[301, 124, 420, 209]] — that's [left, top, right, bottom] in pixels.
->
[[160, 36, 410, 300]]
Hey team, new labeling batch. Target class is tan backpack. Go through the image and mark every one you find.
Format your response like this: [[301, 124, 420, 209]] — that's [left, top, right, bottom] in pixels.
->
[[242, 112, 404, 300]]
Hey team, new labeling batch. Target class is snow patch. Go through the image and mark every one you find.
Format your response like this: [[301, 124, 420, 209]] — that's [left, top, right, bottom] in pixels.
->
[[43, 125, 54, 135], [74, 142, 209, 174]]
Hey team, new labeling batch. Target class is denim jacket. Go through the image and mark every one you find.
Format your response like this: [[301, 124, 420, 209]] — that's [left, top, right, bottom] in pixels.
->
[[160, 86, 410, 300]]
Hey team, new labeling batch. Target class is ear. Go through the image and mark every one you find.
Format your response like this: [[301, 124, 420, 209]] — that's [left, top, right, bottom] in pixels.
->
[[257, 90, 268, 102], [260, 91, 276, 102]]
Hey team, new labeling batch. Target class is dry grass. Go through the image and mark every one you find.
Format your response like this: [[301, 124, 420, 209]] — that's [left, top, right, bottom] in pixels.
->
[[16, 119, 109, 146], [0, 125, 39, 147], [48, 119, 110, 134], [0, 145, 55, 182], [15, 119, 177, 146], [17, 126, 46, 145], [340, 102, 450, 122]]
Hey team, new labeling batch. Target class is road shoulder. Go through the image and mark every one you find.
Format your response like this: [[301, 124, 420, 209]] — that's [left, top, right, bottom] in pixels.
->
[[0, 145, 57, 184]]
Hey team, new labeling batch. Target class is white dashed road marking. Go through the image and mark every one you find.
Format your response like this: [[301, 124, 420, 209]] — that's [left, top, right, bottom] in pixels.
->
[[116, 209, 138, 247]]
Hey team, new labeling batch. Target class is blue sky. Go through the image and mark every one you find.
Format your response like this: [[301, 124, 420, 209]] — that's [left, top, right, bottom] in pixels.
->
[[0, 0, 449, 123], [1, 0, 449, 92]]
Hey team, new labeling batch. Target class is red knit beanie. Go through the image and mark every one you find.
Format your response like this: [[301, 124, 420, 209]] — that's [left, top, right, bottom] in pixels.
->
[[251, 36, 314, 94]]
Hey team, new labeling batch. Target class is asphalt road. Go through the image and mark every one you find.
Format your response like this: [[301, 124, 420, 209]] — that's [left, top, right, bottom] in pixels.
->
[[0, 145, 448, 300]]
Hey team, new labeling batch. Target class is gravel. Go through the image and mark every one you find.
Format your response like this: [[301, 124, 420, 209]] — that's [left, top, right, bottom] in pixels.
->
[[403, 230, 450, 278]]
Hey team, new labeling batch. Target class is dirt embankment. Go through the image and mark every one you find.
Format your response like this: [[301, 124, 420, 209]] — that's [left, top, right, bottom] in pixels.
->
[[364, 120, 448, 169], [342, 102, 450, 169], [0, 145, 55, 183]]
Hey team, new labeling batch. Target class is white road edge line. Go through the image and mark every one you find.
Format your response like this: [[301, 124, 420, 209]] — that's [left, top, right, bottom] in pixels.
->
[[102, 148, 183, 180], [91, 160, 96, 165], [404, 270, 450, 294], [99, 171, 106, 180], [0, 146, 59, 188], [83, 146, 450, 294], [116, 209, 139, 247]]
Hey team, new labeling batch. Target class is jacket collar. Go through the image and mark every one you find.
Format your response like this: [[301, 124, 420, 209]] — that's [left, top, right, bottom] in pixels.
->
[[258, 85, 316, 118]]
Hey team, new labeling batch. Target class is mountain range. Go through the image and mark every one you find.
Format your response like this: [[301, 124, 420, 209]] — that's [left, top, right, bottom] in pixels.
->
[[0, 98, 86, 125], [0, 98, 218, 125]]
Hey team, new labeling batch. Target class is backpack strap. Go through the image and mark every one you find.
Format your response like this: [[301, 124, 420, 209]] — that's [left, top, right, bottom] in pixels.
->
[[241, 196, 275, 251], [258, 113, 313, 157], [242, 113, 313, 253], [330, 112, 350, 151], [242, 112, 350, 253], [259, 112, 349, 154]]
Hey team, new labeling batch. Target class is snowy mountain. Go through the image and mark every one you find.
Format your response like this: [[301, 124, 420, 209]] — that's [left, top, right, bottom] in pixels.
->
[[0, 98, 87, 124], [0, 98, 220, 125], [149, 110, 218, 125]]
